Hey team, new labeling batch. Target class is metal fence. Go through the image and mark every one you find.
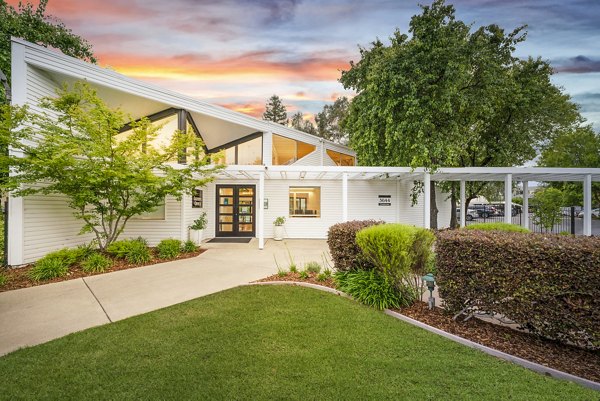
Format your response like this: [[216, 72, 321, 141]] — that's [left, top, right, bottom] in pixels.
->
[[463, 204, 578, 235]]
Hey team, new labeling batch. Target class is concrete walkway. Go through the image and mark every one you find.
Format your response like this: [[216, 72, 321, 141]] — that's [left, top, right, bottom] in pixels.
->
[[0, 239, 329, 356]]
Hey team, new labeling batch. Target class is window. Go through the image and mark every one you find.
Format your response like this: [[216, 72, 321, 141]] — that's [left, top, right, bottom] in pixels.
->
[[212, 134, 263, 165], [132, 203, 166, 220], [272, 134, 316, 165], [326, 149, 355, 166], [289, 187, 320, 217]]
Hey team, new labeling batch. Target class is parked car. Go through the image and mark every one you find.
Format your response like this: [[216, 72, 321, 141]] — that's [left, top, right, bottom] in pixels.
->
[[456, 208, 479, 221], [492, 203, 521, 217], [469, 204, 497, 218], [577, 208, 600, 218]]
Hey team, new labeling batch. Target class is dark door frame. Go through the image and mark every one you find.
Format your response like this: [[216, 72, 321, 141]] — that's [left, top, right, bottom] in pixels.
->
[[215, 184, 256, 237]]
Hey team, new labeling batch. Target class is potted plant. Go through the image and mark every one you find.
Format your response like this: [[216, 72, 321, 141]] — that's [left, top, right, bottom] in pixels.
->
[[189, 212, 207, 245], [273, 216, 286, 241]]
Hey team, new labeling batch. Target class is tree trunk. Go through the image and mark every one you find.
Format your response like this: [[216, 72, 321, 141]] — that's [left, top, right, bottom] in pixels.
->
[[450, 183, 458, 229], [430, 181, 438, 229]]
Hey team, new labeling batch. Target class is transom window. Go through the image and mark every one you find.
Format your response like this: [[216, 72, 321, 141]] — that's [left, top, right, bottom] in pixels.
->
[[326, 149, 355, 166], [212, 134, 263, 165], [289, 187, 321, 217], [272, 134, 316, 165]]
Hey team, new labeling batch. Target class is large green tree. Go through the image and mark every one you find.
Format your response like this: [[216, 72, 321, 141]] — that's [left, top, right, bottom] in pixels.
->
[[262, 95, 288, 125], [0, 83, 220, 249], [538, 125, 600, 206], [340, 0, 580, 228], [0, 0, 95, 102]]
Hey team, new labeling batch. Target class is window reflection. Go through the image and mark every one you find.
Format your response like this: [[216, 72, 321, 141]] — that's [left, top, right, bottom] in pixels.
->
[[272, 134, 316, 165], [326, 149, 355, 166], [289, 187, 321, 217]]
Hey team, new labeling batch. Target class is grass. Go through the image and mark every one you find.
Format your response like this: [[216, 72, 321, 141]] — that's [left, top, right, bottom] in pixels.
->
[[0, 286, 595, 400]]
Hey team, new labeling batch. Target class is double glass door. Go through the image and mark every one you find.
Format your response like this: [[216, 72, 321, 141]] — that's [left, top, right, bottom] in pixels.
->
[[216, 185, 255, 237]]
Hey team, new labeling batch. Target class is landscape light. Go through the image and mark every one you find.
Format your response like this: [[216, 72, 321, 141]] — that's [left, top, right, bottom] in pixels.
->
[[422, 273, 436, 310]]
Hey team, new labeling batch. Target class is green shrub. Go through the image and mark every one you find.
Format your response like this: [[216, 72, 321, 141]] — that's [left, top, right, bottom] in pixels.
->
[[0, 272, 7, 286], [157, 239, 182, 259], [298, 270, 309, 279], [464, 222, 530, 233], [29, 257, 69, 281], [355, 224, 435, 302], [45, 248, 86, 266], [316, 273, 328, 282], [289, 264, 298, 273], [334, 270, 412, 310], [106, 239, 151, 264], [182, 240, 197, 253], [327, 220, 384, 271], [304, 261, 321, 274], [277, 268, 287, 278], [436, 230, 600, 349], [81, 253, 112, 273]]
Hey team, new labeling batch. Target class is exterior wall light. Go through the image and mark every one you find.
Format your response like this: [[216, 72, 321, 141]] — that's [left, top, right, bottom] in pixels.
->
[[422, 273, 436, 310]]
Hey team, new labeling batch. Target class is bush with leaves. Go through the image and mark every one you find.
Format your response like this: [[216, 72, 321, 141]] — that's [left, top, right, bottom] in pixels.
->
[[531, 188, 565, 232], [182, 240, 197, 253], [0, 272, 7, 287], [327, 220, 384, 271], [463, 222, 530, 233], [106, 239, 151, 264], [81, 253, 112, 273], [335, 270, 412, 310], [157, 239, 182, 259], [436, 229, 600, 349], [304, 261, 321, 274], [355, 224, 434, 303], [29, 256, 69, 281]]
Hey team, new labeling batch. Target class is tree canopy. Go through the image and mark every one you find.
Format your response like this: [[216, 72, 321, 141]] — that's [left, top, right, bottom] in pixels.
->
[[262, 95, 288, 125], [290, 111, 317, 135], [339, 0, 581, 227], [0, 83, 220, 249], [316, 96, 349, 144], [0, 0, 95, 102]]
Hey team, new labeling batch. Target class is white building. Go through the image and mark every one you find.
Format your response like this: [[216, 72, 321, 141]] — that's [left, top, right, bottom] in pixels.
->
[[7, 39, 598, 266]]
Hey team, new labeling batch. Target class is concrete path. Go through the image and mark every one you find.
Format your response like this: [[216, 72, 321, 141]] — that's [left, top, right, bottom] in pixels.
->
[[0, 239, 329, 356]]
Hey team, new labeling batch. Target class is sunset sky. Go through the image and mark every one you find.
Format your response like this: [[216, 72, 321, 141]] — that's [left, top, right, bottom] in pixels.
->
[[10, 0, 600, 128]]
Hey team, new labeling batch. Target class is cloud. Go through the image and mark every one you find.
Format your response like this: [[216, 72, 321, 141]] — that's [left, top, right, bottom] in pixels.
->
[[554, 56, 600, 74], [217, 101, 266, 117]]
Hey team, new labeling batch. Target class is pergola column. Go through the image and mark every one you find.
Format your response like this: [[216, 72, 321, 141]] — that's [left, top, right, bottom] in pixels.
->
[[423, 173, 431, 229], [258, 171, 265, 249], [504, 174, 512, 224], [583, 173, 592, 236], [459, 180, 466, 228], [342, 172, 348, 222], [522, 181, 529, 230]]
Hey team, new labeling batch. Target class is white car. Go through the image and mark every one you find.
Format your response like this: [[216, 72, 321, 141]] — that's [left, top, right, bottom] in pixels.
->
[[456, 208, 479, 221], [577, 208, 600, 218]]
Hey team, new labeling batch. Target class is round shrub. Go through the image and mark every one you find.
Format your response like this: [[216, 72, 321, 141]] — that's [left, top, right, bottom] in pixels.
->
[[327, 220, 384, 271], [304, 261, 321, 274], [125, 240, 151, 264], [81, 253, 112, 273], [157, 239, 182, 259], [182, 240, 197, 253], [29, 257, 69, 281], [463, 222, 529, 233]]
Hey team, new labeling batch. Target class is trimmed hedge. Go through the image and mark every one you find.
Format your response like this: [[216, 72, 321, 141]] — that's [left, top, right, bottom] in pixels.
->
[[327, 220, 384, 271], [463, 222, 530, 233], [436, 230, 600, 349]]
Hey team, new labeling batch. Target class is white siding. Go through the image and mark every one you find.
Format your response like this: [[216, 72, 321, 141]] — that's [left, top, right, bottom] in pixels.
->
[[293, 149, 321, 166], [347, 181, 398, 222]]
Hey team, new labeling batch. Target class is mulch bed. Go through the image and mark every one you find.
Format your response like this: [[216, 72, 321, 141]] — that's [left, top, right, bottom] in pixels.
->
[[256, 271, 336, 289], [0, 248, 205, 293], [257, 273, 600, 383]]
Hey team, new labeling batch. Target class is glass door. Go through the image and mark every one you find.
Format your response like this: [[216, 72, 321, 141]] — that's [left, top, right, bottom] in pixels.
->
[[216, 185, 255, 237]]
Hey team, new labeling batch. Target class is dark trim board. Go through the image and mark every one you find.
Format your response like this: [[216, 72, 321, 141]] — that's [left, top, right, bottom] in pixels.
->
[[207, 237, 252, 243], [215, 184, 256, 237]]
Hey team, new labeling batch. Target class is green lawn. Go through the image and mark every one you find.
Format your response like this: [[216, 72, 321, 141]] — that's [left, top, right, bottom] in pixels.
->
[[0, 286, 596, 400]]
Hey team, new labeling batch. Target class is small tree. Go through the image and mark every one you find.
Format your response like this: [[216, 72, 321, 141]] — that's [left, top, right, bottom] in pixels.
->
[[290, 111, 316, 135], [262, 95, 288, 125], [531, 188, 564, 232], [0, 83, 221, 249]]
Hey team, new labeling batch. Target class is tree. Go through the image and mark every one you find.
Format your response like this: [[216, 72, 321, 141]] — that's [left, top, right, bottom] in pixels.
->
[[0, 83, 221, 249], [262, 95, 288, 125], [0, 0, 95, 103], [339, 0, 580, 228], [531, 188, 564, 232], [290, 111, 317, 135], [315, 96, 349, 144], [538, 125, 600, 206]]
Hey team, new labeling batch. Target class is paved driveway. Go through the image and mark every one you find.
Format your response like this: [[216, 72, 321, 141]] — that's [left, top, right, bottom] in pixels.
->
[[0, 239, 329, 356]]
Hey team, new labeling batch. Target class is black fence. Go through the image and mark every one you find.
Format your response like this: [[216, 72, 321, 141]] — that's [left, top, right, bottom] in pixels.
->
[[462, 204, 579, 235]]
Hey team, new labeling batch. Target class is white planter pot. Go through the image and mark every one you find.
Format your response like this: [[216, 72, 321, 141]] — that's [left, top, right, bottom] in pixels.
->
[[273, 225, 284, 241], [189, 229, 203, 245]]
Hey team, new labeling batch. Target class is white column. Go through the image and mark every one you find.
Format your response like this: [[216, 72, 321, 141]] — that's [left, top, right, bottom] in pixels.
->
[[504, 174, 512, 224], [459, 180, 466, 228], [258, 171, 265, 249], [262, 131, 272, 166], [522, 181, 529, 230], [423, 173, 431, 229], [342, 173, 348, 222], [583, 174, 592, 236]]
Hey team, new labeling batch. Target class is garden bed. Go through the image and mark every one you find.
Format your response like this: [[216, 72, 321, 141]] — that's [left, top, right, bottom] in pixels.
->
[[257, 273, 600, 383], [0, 248, 205, 293]]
